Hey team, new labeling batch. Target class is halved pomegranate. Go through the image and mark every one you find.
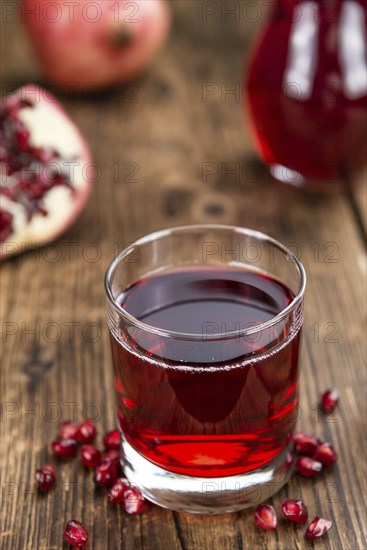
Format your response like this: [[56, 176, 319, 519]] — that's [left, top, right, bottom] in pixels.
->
[[23, 0, 171, 92], [0, 85, 93, 260]]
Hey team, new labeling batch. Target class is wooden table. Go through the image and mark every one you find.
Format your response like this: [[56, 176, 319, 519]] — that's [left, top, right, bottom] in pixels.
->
[[1, 2, 366, 549]]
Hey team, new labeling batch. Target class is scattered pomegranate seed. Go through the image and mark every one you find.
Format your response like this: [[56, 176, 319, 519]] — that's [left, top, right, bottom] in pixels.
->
[[94, 458, 118, 487], [76, 420, 97, 444], [296, 456, 323, 477], [58, 421, 79, 440], [294, 432, 319, 455], [321, 388, 340, 413], [314, 442, 338, 467], [63, 519, 88, 548], [103, 429, 121, 451], [124, 486, 145, 514], [104, 449, 123, 475], [107, 478, 130, 504], [305, 516, 333, 539], [35, 465, 56, 490], [52, 438, 78, 459], [80, 445, 102, 468], [281, 499, 308, 524], [105, 449, 120, 463], [254, 504, 277, 531]]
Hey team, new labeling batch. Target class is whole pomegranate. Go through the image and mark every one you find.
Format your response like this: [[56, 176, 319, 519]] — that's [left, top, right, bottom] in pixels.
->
[[23, 0, 171, 92], [0, 85, 93, 260]]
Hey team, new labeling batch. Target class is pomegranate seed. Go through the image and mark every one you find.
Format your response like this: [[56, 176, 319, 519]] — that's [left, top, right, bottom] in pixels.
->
[[52, 438, 78, 459], [314, 442, 337, 467], [281, 499, 308, 524], [321, 388, 339, 413], [294, 432, 318, 455], [76, 420, 97, 444], [107, 478, 130, 504], [296, 456, 323, 477], [63, 519, 88, 548], [94, 458, 118, 487], [124, 486, 145, 514], [254, 504, 277, 531], [15, 127, 30, 151], [80, 445, 102, 468], [59, 420, 78, 440], [103, 429, 121, 451], [35, 465, 56, 490], [105, 449, 123, 475], [305, 516, 333, 539], [105, 449, 120, 463]]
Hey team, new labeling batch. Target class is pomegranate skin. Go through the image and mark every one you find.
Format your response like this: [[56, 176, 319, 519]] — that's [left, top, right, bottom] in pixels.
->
[[0, 84, 93, 260], [23, 0, 171, 91]]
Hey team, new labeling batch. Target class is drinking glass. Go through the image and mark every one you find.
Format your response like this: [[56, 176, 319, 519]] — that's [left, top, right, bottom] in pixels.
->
[[105, 225, 306, 513]]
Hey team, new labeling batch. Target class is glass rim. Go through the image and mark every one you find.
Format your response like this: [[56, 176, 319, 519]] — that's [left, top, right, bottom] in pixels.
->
[[104, 224, 306, 341]]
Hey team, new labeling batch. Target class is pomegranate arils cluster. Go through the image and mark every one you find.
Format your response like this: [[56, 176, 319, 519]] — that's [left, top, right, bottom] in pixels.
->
[[281, 499, 308, 524], [256, 500, 332, 540], [0, 97, 72, 227], [306, 517, 333, 539], [256, 426, 338, 539], [321, 388, 340, 413], [280, 500, 333, 539], [254, 504, 277, 531], [40, 420, 146, 543], [63, 519, 88, 548], [0, 85, 93, 260], [35, 465, 56, 490], [294, 430, 338, 475]]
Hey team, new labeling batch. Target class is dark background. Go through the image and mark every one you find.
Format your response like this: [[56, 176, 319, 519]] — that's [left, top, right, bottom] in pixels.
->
[[1, 1, 366, 549]]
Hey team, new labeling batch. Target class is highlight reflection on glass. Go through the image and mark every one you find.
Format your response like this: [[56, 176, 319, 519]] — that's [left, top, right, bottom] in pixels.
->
[[246, 0, 367, 190]]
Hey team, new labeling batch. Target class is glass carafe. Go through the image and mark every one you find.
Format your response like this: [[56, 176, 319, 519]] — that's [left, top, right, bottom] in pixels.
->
[[246, 0, 367, 190]]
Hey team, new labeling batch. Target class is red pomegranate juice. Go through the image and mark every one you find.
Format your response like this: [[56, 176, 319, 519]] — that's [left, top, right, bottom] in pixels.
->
[[110, 265, 301, 478]]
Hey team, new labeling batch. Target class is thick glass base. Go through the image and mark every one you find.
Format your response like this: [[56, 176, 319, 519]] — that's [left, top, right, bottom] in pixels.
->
[[121, 439, 295, 514]]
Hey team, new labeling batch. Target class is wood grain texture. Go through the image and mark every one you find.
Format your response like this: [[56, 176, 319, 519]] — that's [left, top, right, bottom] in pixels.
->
[[1, 1, 366, 549]]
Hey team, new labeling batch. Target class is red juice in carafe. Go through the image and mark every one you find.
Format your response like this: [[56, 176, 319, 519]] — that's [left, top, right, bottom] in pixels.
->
[[246, 0, 367, 189], [110, 264, 301, 477]]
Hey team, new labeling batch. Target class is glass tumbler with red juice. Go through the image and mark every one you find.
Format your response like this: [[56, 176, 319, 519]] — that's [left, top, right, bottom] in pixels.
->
[[105, 225, 306, 513]]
